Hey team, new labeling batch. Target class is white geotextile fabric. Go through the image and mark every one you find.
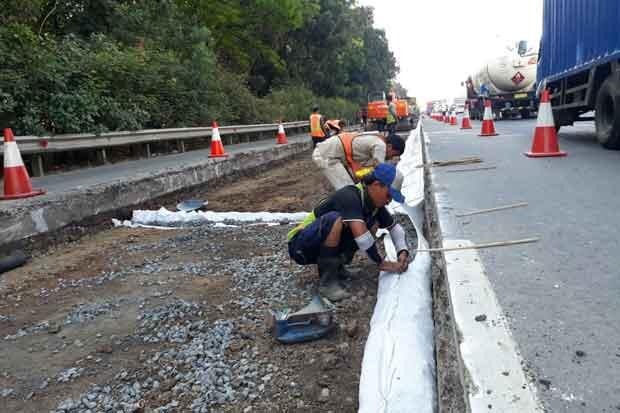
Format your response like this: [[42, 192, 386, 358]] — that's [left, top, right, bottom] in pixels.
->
[[130, 208, 308, 225], [358, 123, 436, 413]]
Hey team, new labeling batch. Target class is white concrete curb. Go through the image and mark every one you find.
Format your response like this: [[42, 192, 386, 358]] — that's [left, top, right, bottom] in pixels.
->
[[422, 121, 544, 412]]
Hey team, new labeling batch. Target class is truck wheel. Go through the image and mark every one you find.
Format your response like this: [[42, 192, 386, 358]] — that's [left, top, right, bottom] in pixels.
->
[[595, 76, 620, 149], [520, 109, 530, 119]]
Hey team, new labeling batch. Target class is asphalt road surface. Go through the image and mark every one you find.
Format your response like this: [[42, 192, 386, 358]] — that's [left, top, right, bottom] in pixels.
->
[[425, 118, 620, 412]]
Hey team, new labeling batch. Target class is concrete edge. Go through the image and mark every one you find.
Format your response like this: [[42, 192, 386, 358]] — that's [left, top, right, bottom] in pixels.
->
[[0, 140, 311, 250], [421, 121, 544, 412]]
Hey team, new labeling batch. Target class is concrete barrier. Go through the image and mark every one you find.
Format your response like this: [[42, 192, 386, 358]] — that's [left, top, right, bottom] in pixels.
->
[[0, 140, 311, 250]]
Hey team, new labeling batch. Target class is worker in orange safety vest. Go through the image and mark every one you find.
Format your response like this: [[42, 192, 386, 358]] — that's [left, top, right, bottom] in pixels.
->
[[310, 105, 327, 148], [312, 131, 405, 190], [324, 119, 346, 137]]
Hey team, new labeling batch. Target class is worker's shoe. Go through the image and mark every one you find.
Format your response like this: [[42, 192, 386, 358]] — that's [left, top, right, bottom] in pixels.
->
[[319, 280, 350, 302], [318, 256, 351, 302]]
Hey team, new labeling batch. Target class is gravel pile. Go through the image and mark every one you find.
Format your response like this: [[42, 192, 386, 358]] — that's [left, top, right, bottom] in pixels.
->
[[51, 307, 267, 413], [49, 223, 319, 412], [0, 314, 15, 322], [4, 320, 50, 340], [64, 299, 126, 325], [57, 367, 85, 383]]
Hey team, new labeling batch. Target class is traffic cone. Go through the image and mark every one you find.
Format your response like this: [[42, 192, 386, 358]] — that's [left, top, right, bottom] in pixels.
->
[[450, 111, 457, 126], [1, 128, 45, 200], [276, 122, 288, 144], [525, 89, 566, 158], [208, 121, 228, 158], [461, 104, 473, 129], [479, 99, 498, 137]]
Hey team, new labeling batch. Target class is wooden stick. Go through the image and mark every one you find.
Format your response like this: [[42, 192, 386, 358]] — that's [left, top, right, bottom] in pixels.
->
[[414, 237, 540, 253], [455, 202, 529, 217], [446, 166, 497, 173], [416, 156, 482, 168]]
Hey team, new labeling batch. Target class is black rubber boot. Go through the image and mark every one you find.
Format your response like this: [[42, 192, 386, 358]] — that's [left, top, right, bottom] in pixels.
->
[[317, 248, 350, 302]]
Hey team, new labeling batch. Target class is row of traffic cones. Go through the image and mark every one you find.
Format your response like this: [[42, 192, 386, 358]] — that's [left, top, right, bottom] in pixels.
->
[[2, 121, 291, 200], [429, 91, 566, 157]]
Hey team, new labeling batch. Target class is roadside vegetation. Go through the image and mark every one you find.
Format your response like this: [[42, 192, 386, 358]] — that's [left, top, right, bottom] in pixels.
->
[[0, 0, 399, 135]]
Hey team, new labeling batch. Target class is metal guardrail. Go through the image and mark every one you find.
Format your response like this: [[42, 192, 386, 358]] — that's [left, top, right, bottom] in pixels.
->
[[0, 121, 309, 177], [0, 121, 309, 155]]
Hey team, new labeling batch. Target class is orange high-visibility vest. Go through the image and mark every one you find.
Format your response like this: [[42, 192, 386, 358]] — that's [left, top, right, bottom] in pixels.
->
[[310, 113, 325, 138], [338, 132, 385, 175]]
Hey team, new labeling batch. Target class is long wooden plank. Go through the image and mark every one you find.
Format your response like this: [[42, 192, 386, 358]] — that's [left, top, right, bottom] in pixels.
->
[[455, 202, 528, 217], [414, 237, 540, 253]]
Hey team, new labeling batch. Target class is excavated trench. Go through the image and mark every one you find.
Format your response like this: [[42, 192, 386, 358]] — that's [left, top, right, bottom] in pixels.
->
[[1, 135, 466, 412]]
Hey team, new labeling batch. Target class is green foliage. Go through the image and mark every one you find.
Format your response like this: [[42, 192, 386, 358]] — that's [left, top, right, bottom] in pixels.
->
[[1, 0, 397, 135]]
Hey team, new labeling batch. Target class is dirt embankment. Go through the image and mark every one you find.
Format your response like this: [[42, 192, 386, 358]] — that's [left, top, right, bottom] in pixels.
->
[[0, 153, 391, 412]]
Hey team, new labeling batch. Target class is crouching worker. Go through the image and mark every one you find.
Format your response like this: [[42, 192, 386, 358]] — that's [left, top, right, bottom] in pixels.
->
[[287, 163, 410, 302], [313, 131, 405, 190]]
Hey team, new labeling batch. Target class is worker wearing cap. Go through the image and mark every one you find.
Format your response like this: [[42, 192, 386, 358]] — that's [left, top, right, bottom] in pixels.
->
[[309, 105, 327, 148], [312, 131, 405, 190], [324, 119, 346, 137], [287, 163, 410, 302]]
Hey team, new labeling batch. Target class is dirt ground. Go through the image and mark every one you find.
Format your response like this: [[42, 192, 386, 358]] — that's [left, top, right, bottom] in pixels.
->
[[0, 153, 396, 412]]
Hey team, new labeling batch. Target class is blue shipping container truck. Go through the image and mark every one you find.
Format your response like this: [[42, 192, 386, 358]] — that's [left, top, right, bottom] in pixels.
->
[[538, 0, 620, 148]]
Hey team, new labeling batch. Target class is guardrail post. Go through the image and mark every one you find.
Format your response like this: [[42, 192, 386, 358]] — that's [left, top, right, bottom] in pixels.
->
[[31, 154, 45, 177], [145, 143, 151, 158], [177, 139, 185, 153], [96, 148, 107, 165]]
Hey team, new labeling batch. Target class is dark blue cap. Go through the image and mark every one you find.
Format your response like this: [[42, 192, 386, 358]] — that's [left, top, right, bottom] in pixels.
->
[[372, 163, 405, 203]]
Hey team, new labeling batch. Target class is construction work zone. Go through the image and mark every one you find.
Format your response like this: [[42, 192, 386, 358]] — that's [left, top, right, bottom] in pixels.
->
[[1, 111, 573, 413]]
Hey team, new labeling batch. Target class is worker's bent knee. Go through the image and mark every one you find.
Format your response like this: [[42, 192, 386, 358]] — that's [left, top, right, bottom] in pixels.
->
[[287, 212, 342, 265]]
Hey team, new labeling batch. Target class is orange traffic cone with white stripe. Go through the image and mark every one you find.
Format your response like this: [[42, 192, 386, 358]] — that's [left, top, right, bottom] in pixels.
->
[[208, 121, 228, 158], [525, 89, 566, 158], [450, 111, 457, 126], [276, 121, 288, 144], [461, 103, 473, 129], [1, 128, 45, 200], [479, 99, 498, 137]]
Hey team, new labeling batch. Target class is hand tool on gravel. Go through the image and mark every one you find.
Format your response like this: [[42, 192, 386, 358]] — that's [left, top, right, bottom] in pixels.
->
[[269, 295, 334, 344]]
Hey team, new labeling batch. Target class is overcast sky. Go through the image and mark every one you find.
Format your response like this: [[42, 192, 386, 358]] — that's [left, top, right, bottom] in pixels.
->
[[357, 0, 543, 106]]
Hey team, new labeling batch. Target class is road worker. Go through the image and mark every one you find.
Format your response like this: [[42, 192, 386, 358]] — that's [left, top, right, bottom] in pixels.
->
[[287, 163, 410, 302], [324, 119, 346, 137], [312, 131, 405, 190], [386, 93, 399, 135], [309, 105, 327, 147]]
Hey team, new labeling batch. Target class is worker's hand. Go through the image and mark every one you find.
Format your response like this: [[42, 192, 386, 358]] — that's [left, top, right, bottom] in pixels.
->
[[379, 260, 404, 274], [397, 251, 409, 272]]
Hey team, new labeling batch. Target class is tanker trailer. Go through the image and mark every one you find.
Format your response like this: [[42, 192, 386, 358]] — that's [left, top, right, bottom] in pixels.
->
[[465, 40, 539, 120]]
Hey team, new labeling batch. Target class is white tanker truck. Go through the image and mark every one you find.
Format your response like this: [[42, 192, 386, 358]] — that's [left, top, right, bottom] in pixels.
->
[[465, 40, 539, 120]]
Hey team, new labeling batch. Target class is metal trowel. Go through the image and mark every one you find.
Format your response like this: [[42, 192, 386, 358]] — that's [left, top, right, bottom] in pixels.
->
[[270, 295, 334, 344], [176, 199, 208, 212]]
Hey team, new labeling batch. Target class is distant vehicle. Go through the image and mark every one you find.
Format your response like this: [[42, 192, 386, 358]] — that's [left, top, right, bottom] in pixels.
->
[[537, 0, 620, 149], [365, 92, 415, 132], [453, 97, 466, 114], [465, 40, 539, 120]]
